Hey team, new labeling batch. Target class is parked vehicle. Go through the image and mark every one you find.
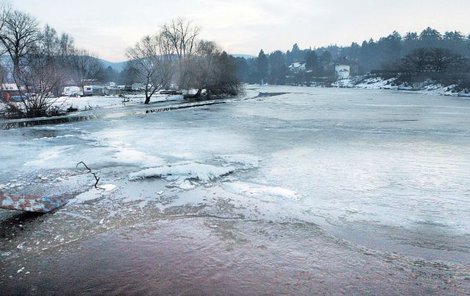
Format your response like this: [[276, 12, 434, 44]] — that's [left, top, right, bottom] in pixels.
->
[[83, 85, 105, 96], [63, 86, 83, 97]]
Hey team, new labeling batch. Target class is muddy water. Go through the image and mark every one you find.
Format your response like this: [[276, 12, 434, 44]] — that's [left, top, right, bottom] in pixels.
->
[[2, 218, 469, 295]]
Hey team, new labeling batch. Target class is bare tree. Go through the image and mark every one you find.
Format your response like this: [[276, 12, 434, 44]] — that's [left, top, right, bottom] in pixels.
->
[[69, 49, 104, 87], [11, 25, 69, 117], [126, 34, 173, 104], [160, 18, 199, 87], [185, 40, 241, 98], [183, 40, 219, 96], [0, 5, 107, 118], [0, 9, 40, 114], [0, 1, 9, 103], [0, 21, 79, 118], [0, 10, 40, 78], [19, 54, 64, 117], [58, 32, 75, 57], [160, 18, 199, 61], [0, 1, 11, 54]]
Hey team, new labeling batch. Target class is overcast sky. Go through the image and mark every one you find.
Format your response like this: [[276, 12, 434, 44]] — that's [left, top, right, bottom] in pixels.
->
[[11, 0, 470, 61]]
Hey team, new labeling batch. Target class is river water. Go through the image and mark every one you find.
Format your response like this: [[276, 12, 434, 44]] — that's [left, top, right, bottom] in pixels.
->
[[1, 86, 470, 294]]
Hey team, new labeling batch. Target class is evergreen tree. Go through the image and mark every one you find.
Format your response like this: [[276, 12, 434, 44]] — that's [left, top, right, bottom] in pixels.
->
[[305, 50, 319, 70], [268, 50, 287, 84], [234, 57, 250, 83], [419, 27, 442, 47], [290, 43, 302, 62], [257, 49, 269, 84]]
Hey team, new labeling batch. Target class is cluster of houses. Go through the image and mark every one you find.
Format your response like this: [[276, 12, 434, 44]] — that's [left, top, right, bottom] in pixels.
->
[[62, 82, 146, 97], [1, 82, 148, 102]]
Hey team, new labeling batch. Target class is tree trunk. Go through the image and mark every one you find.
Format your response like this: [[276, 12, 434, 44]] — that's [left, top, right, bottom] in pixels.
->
[[144, 85, 150, 104], [194, 88, 202, 99]]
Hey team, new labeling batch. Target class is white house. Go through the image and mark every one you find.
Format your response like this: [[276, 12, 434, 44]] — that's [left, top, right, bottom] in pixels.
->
[[1, 83, 19, 92], [1, 83, 22, 102], [335, 65, 351, 80], [289, 62, 306, 74]]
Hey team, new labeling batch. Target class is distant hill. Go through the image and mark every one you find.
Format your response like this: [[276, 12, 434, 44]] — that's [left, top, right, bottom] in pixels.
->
[[99, 59, 128, 72], [98, 54, 254, 72], [2, 54, 248, 74], [232, 54, 256, 59]]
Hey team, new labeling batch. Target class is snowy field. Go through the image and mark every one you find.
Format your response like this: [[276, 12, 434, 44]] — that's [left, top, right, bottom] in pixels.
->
[[1, 85, 470, 294]]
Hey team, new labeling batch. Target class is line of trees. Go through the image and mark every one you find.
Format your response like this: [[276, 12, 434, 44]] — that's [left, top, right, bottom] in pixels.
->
[[235, 27, 470, 88], [0, 4, 105, 118], [126, 18, 241, 104], [0, 6, 242, 117]]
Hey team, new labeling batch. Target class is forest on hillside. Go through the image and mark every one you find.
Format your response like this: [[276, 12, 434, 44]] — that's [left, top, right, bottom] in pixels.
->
[[234, 28, 470, 89]]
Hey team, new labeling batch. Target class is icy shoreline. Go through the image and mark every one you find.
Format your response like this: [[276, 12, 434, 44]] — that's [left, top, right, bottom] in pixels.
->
[[332, 76, 470, 98], [2, 83, 469, 130]]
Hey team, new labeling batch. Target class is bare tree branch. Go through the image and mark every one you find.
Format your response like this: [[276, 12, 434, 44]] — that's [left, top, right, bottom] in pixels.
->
[[76, 161, 101, 189]]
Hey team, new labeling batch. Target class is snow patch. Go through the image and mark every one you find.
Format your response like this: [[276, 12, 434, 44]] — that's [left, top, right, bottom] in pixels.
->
[[355, 77, 399, 90], [71, 184, 116, 204], [98, 184, 117, 192]]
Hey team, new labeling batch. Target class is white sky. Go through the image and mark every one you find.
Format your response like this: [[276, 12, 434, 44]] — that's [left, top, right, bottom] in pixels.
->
[[11, 0, 470, 61]]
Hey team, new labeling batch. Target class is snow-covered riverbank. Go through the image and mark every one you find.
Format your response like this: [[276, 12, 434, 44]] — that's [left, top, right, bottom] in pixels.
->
[[332, 76, 470, 98]]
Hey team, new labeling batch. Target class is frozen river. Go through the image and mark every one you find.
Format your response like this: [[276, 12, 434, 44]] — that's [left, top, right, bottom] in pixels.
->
[[1, 86, 470, 294]]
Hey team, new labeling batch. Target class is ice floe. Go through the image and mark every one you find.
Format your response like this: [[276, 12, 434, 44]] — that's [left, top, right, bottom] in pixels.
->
[[129, 162, 235, 182]]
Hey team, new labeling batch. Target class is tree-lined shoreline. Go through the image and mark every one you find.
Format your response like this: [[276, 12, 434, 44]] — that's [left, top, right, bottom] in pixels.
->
[[234, 28, 470, 92]]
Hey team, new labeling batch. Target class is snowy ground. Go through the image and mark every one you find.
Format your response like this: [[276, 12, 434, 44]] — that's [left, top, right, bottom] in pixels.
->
[[51, 93, 185, 111], [333, 76, 470, 98], [0, 93, 185, 115], [1, 85, 470, 294]]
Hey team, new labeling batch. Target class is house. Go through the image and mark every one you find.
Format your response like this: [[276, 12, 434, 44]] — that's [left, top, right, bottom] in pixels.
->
[[335, 65, 351, 80], [1, 83, 22, 102], [289, 62, 306, 74]]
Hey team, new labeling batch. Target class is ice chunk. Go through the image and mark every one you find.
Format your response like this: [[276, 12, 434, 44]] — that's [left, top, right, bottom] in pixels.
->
[[129, 162, 235, 182], [216, 154, 260, 169], [98, 184, 117, 192]]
